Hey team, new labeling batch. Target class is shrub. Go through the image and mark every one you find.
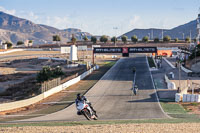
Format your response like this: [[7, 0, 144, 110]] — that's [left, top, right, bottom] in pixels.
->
[[36, 66, 64, 83], [154, 38, 159, 43], [163, 36, 171, 43], [131, 35, 138, 43], [100, 35, 108, 43], [142, 36, 149, 43], [121, 35, 128, 44]]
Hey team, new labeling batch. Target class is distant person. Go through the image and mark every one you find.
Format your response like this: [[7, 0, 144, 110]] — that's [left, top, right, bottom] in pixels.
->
[[133, 85, 138, 95]]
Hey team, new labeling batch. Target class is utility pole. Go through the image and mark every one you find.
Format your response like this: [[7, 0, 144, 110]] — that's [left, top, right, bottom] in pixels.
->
[[182, 33, 185, 40], [148, 33, 151, 40], [195, 46, 197, 64], [178, 59, 181, 92], [113, 27, 118, 47]]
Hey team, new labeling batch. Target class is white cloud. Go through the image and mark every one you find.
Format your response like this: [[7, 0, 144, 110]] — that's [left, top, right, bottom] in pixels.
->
[[129, 15, 141, 28], [0, 6, 16, 15], [43, 16, 71, 29]]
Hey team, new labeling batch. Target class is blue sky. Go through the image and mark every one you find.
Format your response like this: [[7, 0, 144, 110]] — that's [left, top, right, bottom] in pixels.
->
[[0, 0, 200, 36]]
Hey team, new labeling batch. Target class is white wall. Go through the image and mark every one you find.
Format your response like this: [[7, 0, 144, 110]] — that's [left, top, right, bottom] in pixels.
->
[[0, 65, 99, 112], [0, 49, 24, 54]]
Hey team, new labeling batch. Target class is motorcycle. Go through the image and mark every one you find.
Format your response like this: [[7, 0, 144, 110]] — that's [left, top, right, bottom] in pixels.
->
[[76, 101, 98, 120]]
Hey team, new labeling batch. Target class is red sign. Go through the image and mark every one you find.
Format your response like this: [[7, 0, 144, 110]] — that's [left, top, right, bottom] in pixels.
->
[[123, 47, 128, 53]]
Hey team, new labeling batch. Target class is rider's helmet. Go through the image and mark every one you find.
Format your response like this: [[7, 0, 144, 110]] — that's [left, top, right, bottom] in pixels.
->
[[77, 93, 81, 100]]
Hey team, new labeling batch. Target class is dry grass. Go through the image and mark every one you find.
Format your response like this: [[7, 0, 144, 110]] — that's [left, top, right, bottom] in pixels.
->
[[1, 123, 200, 133]]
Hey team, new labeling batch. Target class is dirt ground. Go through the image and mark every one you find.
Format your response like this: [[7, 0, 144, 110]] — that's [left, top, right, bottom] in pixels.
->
[[181, 102, 200, 115], [1, 123, 200, 133], [0, 50, 91, 103]]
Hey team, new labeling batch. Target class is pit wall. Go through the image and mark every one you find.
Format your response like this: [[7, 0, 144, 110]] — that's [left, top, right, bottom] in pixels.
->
[[0, 65, 99, 112]]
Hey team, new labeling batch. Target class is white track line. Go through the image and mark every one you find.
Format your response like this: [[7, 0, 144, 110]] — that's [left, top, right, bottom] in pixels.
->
[[146, 56, 172, 119], [163, 57, 176, 69], [131, 72, 137, 96]]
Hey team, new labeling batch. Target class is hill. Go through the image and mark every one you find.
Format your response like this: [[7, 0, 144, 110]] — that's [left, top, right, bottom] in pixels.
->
[[0, 11, 92, 45], [122, 20, 197, 40]]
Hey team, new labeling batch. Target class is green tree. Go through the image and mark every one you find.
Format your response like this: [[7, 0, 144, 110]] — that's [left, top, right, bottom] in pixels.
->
[[100, 35, 108, 43], [91, 36, 97, 44], [154, 38, 159, 43], [52, 66, 64, 78], [131, 35, 138, 43], [17, 41, 24, 45], [4, 41, 12, 49], [185, 37, 191, 43], [36, 66, 64, 83], [163, 35, 171, 43], [142, 36, 149, 43], [111, 36, 117, 44], [121, 35, 128, 44], [175, 38, 179, 43], [52, 35, 61, 44], [71, 34, 77, 45], [83, 35, 88, 41], [36, 66, 53, 83], [28, 40, 33, 43]]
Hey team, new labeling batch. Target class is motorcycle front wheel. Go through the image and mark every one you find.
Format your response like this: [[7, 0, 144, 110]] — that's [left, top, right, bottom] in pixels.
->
[[82, 109, 92, 120]]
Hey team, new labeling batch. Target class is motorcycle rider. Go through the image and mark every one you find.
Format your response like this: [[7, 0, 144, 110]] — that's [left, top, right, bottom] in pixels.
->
[[75, 93, 96, 116], [133, 85, 138, 95]]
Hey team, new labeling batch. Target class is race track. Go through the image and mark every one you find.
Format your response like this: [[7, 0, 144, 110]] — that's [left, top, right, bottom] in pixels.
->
[[18, 54, 168, 122]]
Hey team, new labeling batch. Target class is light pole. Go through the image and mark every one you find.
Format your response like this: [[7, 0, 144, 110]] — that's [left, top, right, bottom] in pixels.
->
[[179, 32, 185, 40], [113, 27, 118, 47], [178, 60, 181, 92], [161, 29, 167, 40], [151, 29, 154, 40], [177, 54, 182, 93], [195, 46, 198, 64], [148, 33, 151, 40]]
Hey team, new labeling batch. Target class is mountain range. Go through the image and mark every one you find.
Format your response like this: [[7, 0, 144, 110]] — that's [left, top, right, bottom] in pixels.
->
[[122, 20, 197, 40], [0, 11, 198, 45], [0, 11, 91, 45]]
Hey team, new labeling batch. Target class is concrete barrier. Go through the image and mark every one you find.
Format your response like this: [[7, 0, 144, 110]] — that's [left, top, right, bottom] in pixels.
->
[[157, 89, 177, 99], [186, 94, 191, 102], [0, 49, 24, 54], [181, 65, 192, 73], [38, 57, 66, 61], [44, 85, 63, 98], [175, 93, 182, 102], [191, 94, 195, 102], [175, 93, 200, 103], [0, 93, 44, 112], [196, 95, 200, 102], [165, 75, 176, 89], [0, 65, 99, 112], [182, 94, 187, 102]]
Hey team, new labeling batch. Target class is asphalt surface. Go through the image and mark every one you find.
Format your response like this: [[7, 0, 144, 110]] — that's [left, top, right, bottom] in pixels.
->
[[17, 54, 168, 122]]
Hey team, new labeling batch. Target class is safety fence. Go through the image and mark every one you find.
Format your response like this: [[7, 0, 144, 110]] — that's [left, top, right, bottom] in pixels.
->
[[41, 78, 61, 93], [0, 65, 99, 112]]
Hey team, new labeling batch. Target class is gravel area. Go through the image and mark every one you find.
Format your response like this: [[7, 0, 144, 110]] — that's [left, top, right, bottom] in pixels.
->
[[1, 123, 200, 133]]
